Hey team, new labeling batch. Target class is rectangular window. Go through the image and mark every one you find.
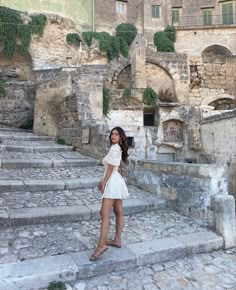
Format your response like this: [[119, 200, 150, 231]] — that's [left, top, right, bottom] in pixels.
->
[[116, 1, 127, 14], [152, 5, 160, 19], [221, 2, 234, 24], [202, 9, 212, 25], [172, 9, 180, 23], [144, 112, 155, 126]]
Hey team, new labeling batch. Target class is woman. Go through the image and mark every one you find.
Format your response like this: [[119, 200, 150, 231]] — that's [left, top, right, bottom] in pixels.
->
[[89, 127, 129, 261]]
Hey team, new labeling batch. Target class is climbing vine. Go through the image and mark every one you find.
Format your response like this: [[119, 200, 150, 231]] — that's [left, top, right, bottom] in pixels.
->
[[0, 7, 46, 59], [66, 33, 81, 47], [154, 25, 176, 52], [79, 23, 137, 62]]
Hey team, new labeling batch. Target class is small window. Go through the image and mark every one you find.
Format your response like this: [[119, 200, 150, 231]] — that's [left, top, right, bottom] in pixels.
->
[[221, 2, 234, 24], [116, 1, 127, 14], [172, 9, 180, 23], [144, 112, 155, 126], [127, 137, 134, 147], [202, 9, 212, 25], [152, 5, 160, 19]]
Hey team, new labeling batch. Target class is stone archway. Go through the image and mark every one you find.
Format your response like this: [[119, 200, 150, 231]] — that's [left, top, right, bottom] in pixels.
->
[[145, 62, 177, 102], [115, 65, 131, 89], [202, 45, 232, 59]]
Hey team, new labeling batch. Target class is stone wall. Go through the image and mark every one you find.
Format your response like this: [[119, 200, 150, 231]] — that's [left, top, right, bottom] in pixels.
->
[[33, 65, 105, 146], [200, 110, 236, 201], [0, 0, 92, 29], [127, 159, 228, 226], [33, 70, 73, 137], [175, 27, 236, 56], [0, 81, 36, 127]]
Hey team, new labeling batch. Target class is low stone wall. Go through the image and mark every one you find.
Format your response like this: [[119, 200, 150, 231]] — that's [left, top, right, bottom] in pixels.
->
[[126, 159, 236, 247], [126, 160, 227, 225], [200, 109, 236, 201]]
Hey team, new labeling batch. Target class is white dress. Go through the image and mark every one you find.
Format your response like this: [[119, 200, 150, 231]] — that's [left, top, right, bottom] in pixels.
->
[[102, 144, 129, 199]]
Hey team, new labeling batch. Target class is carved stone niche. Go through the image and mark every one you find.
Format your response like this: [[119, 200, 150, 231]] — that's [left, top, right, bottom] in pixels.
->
[[163, 119, 183, 143]]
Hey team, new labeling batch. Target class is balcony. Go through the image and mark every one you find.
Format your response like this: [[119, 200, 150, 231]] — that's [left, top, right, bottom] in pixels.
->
[[172, 14, 236, 28]]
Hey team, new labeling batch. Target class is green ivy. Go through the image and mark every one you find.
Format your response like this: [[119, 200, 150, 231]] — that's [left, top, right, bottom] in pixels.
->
[[31, 14, 47, 36], [107, 36, 120, 61], [116, 23, 137, 46], [103, 88, 111, 117], [0, 7, 46, 59], [82, 23, 137, 62], [66, 33, 81, 47], [154, 31, 175, 52], [19, 24, 31, 56], [164, 25, 176, 42], [143, 86, 159, 105], [82, 31, 99, 47]]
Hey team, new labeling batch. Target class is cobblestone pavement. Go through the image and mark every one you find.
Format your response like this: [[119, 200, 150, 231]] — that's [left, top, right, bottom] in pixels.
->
[[0, 209, 208, 264], [0, 185, 154, 209], [68, 248, 236, 290], [0, 166, 104, 180]]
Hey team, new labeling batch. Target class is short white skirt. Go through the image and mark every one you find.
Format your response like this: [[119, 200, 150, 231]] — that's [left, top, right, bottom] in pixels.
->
[[102, 171, 129, 200]]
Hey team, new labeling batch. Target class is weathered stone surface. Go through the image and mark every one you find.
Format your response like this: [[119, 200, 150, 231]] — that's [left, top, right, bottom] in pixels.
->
[[212, 195, 236, 248]]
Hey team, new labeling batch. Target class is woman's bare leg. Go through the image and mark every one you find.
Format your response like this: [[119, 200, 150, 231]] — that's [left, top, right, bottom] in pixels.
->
[[97, 198, 114, 249], [108, 199, 123, 247]]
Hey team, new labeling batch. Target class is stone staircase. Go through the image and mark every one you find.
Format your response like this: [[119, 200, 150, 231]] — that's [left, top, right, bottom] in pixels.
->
[[0, 128, 224, 290]]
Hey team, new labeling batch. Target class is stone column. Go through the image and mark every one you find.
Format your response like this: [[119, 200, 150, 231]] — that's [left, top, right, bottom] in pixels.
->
[[212, 195, 236, 249], [130, 34, 146, 89]]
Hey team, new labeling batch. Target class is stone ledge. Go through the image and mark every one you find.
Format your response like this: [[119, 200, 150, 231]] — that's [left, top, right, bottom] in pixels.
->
[[201, 108, 236, 124], [0, 178, 101, 193], [0, 232, 223, 290]]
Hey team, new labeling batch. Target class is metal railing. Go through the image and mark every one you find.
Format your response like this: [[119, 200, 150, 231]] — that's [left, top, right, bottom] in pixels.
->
[[172, 14, 236, 28]]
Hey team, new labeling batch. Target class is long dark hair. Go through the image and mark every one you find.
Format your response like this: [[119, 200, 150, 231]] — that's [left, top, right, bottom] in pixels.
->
[[109, 126, 129, 162]]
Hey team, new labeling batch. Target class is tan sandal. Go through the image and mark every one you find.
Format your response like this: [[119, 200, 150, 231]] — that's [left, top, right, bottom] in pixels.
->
[[89, 247, 108, 261]]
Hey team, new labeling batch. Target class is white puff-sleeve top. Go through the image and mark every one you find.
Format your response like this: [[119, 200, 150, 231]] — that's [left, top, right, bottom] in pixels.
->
[[102, 144, 129, 199]]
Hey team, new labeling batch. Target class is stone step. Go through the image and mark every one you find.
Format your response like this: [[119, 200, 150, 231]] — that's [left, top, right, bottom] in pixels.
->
[[0, 133, 55, 142], [3, 144, 74, 153], [0, 231, 223, 290], [0, 158, 98, 169], [1, 197, 166, 227], [0, 184, 163, 226], [0, 127, 33, 133], [0, 177, 101, 192]]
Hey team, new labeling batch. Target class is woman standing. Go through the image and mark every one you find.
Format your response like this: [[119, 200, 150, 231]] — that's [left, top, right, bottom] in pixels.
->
[[89, 127, 129, 261]]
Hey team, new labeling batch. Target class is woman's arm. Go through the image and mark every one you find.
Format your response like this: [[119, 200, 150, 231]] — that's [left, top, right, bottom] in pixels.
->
[[101, 164, 114, 193]]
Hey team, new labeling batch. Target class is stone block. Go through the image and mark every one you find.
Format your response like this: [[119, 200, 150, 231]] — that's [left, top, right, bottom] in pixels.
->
[[212, 195, 236, 249], [127, 238, 186, 266], [175, 232, 223, 254], [0, 254, 77, 290]]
